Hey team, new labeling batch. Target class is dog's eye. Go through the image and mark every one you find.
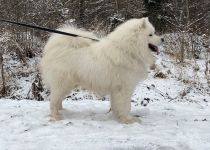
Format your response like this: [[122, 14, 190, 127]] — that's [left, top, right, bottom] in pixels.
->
[[149, 34, 153, 36]]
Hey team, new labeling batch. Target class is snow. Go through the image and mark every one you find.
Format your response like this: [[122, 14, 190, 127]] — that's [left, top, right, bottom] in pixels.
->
[[0, 98, 209, 150], [0, 51, 210, 150]]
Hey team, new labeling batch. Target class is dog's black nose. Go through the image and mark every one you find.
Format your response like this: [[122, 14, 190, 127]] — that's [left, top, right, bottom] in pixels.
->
[[161, 38, 164, 42]]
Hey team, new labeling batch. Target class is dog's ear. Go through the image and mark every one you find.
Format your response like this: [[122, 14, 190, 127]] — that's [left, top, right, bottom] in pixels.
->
[[141, 17, 148, 29]]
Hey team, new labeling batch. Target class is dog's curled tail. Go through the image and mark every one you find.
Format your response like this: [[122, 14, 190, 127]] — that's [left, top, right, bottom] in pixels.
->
[[43, 25, 99, 54]]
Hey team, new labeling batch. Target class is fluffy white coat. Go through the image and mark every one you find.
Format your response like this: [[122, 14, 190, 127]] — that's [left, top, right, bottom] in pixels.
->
[[40, 17, 162, 124]]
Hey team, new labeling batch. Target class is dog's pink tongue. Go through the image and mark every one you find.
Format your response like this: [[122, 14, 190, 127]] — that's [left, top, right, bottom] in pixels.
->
[[154, 46, 159, 55], [156, 47, 160, 55]]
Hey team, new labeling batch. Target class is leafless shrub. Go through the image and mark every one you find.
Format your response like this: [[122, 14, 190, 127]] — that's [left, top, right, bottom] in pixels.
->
[[163, 32, 209, 87], [163, 33, 208, 61], [27, 73, 44, 101]]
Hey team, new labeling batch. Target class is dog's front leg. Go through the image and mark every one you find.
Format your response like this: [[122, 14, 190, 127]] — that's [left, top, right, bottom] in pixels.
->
[[111, 88, 140, 124]]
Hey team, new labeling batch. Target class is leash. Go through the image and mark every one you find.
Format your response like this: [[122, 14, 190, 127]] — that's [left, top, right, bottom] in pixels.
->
[[0, 18, 99, 41]]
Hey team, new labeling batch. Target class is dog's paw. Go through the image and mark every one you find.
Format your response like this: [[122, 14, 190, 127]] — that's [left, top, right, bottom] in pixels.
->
[[119, 115, 141, 124], [49, 114, 63, 121]]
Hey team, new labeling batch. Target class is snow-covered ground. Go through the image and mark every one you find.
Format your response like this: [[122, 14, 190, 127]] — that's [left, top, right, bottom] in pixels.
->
[[0, 97, 209, 150], [0, 52, 210, 150]]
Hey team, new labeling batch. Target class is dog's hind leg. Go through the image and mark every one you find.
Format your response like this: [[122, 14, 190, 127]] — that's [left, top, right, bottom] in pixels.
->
[[49, 81, 73, 121], [111, 88, 140, 124]]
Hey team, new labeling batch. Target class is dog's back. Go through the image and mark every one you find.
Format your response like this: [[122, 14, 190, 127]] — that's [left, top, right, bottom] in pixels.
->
[[43, 26, 98, 54]]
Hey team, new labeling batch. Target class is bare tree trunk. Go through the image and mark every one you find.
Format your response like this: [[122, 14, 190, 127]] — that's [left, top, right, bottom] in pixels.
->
[[0, 52, 6, 96], [186, 0, 190, 25], [180, 33, 185, 63], [79, 0, 85, 25], [115, 0, 119, 14]]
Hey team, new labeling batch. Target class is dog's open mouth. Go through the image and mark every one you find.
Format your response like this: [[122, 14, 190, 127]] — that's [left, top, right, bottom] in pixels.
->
[[149, 43, 159, 55]]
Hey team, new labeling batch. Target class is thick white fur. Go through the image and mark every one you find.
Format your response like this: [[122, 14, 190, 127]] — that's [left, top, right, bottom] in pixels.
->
[[40, 17, 162, 124]]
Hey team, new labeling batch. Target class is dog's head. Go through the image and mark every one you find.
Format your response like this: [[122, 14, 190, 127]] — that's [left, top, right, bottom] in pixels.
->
[[106, 17, 163, 66], [138, 17, 163, 55]]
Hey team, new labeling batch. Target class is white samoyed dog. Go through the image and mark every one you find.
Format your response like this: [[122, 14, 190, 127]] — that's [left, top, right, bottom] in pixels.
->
[[40, 17, 163, 124]]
